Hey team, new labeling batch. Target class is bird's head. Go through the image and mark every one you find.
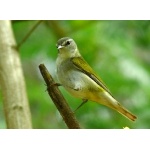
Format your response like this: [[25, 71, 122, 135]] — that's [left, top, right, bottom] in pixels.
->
[[56, 37, 80, 58]]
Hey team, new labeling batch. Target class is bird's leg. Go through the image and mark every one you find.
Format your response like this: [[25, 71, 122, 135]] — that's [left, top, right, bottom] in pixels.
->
[[48, 82, 62, 88], [46, 83, 62, 92], [53, 83, 62, 86], [74, 99, 88, 112]]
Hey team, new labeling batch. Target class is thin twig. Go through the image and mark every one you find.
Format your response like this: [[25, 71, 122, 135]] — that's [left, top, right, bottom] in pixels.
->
[[17, 20, 43, 49], [39, 64, 81, 129]]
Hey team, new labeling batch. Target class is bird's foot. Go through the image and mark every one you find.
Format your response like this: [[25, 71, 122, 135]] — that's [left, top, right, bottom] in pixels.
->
[[45, 83, 62, 92]]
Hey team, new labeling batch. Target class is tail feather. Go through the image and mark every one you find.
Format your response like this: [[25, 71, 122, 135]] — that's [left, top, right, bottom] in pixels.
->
[[114, 102, 137, 121], [96, 92, 137, 121]]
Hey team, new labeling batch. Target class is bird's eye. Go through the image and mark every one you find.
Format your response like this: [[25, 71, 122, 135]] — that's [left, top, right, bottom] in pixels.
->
[[65, 40, 71, 46]]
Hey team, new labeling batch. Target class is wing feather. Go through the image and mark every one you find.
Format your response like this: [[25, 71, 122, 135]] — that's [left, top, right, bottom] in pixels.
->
[[71, 57, 112, 95]]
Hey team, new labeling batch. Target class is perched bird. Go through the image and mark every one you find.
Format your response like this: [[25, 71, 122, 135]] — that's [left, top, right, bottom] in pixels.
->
[[56, 37, 137, 121]]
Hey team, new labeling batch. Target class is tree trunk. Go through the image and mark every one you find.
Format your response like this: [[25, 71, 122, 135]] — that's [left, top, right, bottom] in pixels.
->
[[0, 20, 32, 128]]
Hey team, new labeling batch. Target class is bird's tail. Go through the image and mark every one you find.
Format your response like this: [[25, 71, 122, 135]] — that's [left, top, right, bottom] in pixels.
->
[[96, 92, 137, 121], [112, 102, 137, 121]]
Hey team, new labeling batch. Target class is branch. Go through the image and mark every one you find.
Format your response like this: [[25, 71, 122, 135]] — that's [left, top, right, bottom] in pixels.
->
[[17, 20, 43, 49], [39, 64, 81, 129]]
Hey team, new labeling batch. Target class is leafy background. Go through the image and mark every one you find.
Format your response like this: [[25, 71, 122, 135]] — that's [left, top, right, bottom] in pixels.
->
[[0, 20, 150, 128]]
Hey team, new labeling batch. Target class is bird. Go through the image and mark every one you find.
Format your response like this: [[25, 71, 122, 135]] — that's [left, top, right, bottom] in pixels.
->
[[56, 37, 137, 121]]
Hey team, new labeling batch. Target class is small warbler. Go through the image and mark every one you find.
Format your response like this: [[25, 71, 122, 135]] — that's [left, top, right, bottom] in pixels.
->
[[56, 37, 137, 121]]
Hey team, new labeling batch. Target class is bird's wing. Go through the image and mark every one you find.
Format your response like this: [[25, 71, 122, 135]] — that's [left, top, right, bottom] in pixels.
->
[[71, 57, 112, 95]]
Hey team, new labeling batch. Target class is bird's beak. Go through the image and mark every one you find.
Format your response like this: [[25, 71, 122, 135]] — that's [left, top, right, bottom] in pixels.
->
[[57, 45, 64, 49]]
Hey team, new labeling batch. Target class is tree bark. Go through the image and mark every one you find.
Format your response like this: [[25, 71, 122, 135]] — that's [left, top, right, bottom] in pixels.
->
[[0, 20, 32, 128]]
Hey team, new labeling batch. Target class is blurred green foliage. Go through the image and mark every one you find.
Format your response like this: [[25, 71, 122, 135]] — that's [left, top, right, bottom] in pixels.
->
[[0, 20, 150, 128]]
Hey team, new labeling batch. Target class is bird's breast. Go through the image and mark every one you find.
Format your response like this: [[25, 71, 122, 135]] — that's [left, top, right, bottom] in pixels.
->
[[56, 57, 102, 100]]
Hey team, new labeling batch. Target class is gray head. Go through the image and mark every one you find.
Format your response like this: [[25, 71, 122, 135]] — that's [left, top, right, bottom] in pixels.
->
[[56, 37, 80, 57]]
